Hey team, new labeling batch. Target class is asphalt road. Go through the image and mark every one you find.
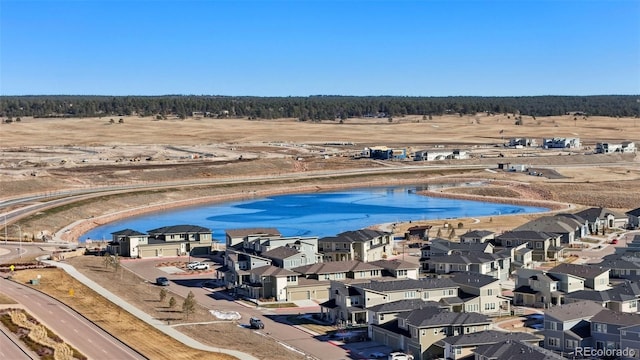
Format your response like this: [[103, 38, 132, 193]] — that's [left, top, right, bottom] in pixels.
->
[[0, 278, 146, 360], [0, 326, 34, 359], [124, 258, 349, 360]]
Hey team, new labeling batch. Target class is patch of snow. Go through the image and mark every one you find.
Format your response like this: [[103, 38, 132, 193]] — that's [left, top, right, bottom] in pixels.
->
[[210, 310, 241, 320]]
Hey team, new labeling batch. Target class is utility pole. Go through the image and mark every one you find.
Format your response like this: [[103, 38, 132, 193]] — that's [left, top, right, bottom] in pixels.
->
[[12, 224, 22, 258]]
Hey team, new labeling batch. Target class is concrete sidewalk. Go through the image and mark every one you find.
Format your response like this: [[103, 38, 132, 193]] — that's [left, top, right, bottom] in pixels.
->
[[43, 260, 259, 360]]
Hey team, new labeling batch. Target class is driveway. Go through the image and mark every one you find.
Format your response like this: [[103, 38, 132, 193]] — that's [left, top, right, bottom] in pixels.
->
[[122, 257, 350, 360]]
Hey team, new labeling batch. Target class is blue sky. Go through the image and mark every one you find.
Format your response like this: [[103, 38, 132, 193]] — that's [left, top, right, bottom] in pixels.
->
[[1, 0, 638, 96]]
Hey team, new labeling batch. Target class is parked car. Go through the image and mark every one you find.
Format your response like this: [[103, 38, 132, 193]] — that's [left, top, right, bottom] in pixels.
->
[[611, 239, 618, 245], [187, 262, 209, 270], [155, 277, 170, 286], [249, 317, 264, 329], [388, 352, 413, 360]]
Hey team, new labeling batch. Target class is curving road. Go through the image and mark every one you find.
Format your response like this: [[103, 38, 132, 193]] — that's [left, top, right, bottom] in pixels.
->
[[0, 278, 146, 360]]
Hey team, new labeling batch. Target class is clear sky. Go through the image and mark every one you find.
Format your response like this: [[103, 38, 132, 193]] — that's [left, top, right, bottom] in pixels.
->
[[1, 0, 639, 96]]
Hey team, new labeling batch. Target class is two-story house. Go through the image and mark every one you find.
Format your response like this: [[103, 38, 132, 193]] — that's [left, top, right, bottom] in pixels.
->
[[590, 308, 640, 355], [319, 229, 392, 262], [108, 229, 148, 258], [438, 330, 540, 360], [117, 224, 213, 258], [495, 230, 563, 262], [541, 300, 605, 355], [242, 265, 300, 301], [370, 259, 419, 280], [548, 263, 610, 291], [424, 252, 511, 281], [565, 280, 640, 313], [459, 230, 495, 244], [450, 272, 511, 316], [321, 277, 459, 325], [473, 339, 566, 360], [513, 268, 583, 307], [371, 307, 492, 359], [597, 254, 640, 280], [225, 227, 281, 249]]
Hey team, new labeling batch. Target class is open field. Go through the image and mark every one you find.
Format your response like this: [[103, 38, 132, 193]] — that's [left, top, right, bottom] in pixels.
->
[[2, 114, 640, 359]]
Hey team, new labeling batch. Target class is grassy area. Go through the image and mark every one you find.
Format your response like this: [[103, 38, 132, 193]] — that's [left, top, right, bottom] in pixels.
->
[[285, 315, 335, 335], [260, 302, 297, 309], [10, 268, 235, 360]]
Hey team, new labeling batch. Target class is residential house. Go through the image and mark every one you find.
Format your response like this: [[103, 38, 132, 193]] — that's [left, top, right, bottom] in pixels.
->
[[449, 272, 510, 316], [597, 254, 640, 280], [405, 225, 432, 241], [241, 265, 300, 301], [542, 137, 581, 149], [370, 259, 420, 280], [473, 339, 566, 360], [367, 299, 444, 327], [513, 268, 583, 307], [371, 307, 491, 360], [319, 229, 392, 262], [424, 252, 511, 281], [547, 263, 610, 291], [514, 215, 585, 244], [495, 231, 563, 262], [413, 149, 468, 161], [116, 224, 213, 258], [541, 301, 605, 355], [261, 246, 316, 270], [459, 230, 495, 244], [321, 277, 459, 325], [225, 227, 280, 249], [574, 207, 629, 234], [438, 330, 540, 360], [107, 229, 148, 258], [590, 308, 640, 356], [616, 235, 640, 257], [565, 280, 640, 313], [511, 243, 534, 270], [626, 207, 640, 229]]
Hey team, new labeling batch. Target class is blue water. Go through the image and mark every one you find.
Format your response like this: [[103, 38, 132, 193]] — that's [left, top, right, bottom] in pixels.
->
[[81, 185, 548, 242]]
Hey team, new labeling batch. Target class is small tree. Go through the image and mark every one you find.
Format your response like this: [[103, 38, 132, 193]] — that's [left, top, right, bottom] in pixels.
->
[[428, 114, 433, 120], [118, 118, 124, 124], [159, 288, 167, 303], [388, 117, 393, 123], [457, 222, 464, 229], [436, 228, 442, 238], [169, 297, 176, 308], [15, 117, 21, 122], [109, 118, 114, 124], [155, 115, 163, 120], [182, 291, 196, 319], [448, 228, 456, 240], [102, 252, 111, 268]]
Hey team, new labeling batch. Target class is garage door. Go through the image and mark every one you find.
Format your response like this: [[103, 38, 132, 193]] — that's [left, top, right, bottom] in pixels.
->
[[289, 290, 310, 301]]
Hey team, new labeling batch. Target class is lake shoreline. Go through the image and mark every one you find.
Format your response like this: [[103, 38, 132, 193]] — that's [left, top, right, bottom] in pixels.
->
[[61, 177, 568, 245]]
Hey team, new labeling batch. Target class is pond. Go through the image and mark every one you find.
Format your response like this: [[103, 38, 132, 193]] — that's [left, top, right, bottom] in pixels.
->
[[81, 185, 548, 242]]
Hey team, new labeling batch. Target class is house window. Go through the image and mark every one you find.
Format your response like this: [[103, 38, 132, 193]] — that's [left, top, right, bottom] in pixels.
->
[[630, 300, 637, 308], [398, 269, 408, 276], [545, 321, 557, 330], [487, 289, 493, 296], [404, 291, 417, 299], [455, 348, 462, 355], [287, 276, 297, 282], [423, 292, 429, 299], [370, 270, 379, 277], [547, 337, 560, 347], [506, 240, 512, 246], [324, 274, 330, 280], [536, 242, 543, 249], [565, 339, 577, 349], [351, 297, 359, 305], [484, 303, 495, 310], [593, 323, 607, 333]]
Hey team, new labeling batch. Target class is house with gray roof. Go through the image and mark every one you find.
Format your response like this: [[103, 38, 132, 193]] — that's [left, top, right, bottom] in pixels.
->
[[473, 339, 566, 360], [590, 308, 640, 356], [574, 207, 628, 234], [371, 307, 492, 360], [438, 330, 540, 360], [320, 277, 460, 325], [514, 215, 585, 244], [513, 268, 584, 308], [565, 280, 640, 313], [596, 254, 640, 280], [369, 259, 419, 279], [450, 272, 511, 316], [541, 300, 605, 355], [367, 299, 444, 326], [548, 263, 610, 291], [319, 229, 392, 262], [108, 224, 214, 258], [225, 227, 281, 249], [261, 246, 317, 269], [495, 230, 563, 261], [108, 229, 148, 258], [423, 251, 511, 281], [459, 230, 495, 244], [626, 207, 640, 229]]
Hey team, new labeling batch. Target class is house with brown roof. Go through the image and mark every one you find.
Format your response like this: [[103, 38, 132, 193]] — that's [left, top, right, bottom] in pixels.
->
[[370, 259, 419, 279], [459, 230, 495, 244], [405, 225, 431, 241], [225, 227, 281, 249], [241, 265, 300, 301]]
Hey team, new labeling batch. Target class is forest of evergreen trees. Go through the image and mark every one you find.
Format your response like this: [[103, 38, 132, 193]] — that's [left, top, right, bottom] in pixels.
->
[[0, 95, 638, 120]]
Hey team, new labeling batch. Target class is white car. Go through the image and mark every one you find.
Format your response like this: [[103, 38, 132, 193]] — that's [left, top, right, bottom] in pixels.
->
[[187, 262, 209, 270]]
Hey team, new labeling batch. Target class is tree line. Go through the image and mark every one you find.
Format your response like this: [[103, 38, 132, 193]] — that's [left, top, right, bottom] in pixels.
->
[[1, 95, 638, 120]]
